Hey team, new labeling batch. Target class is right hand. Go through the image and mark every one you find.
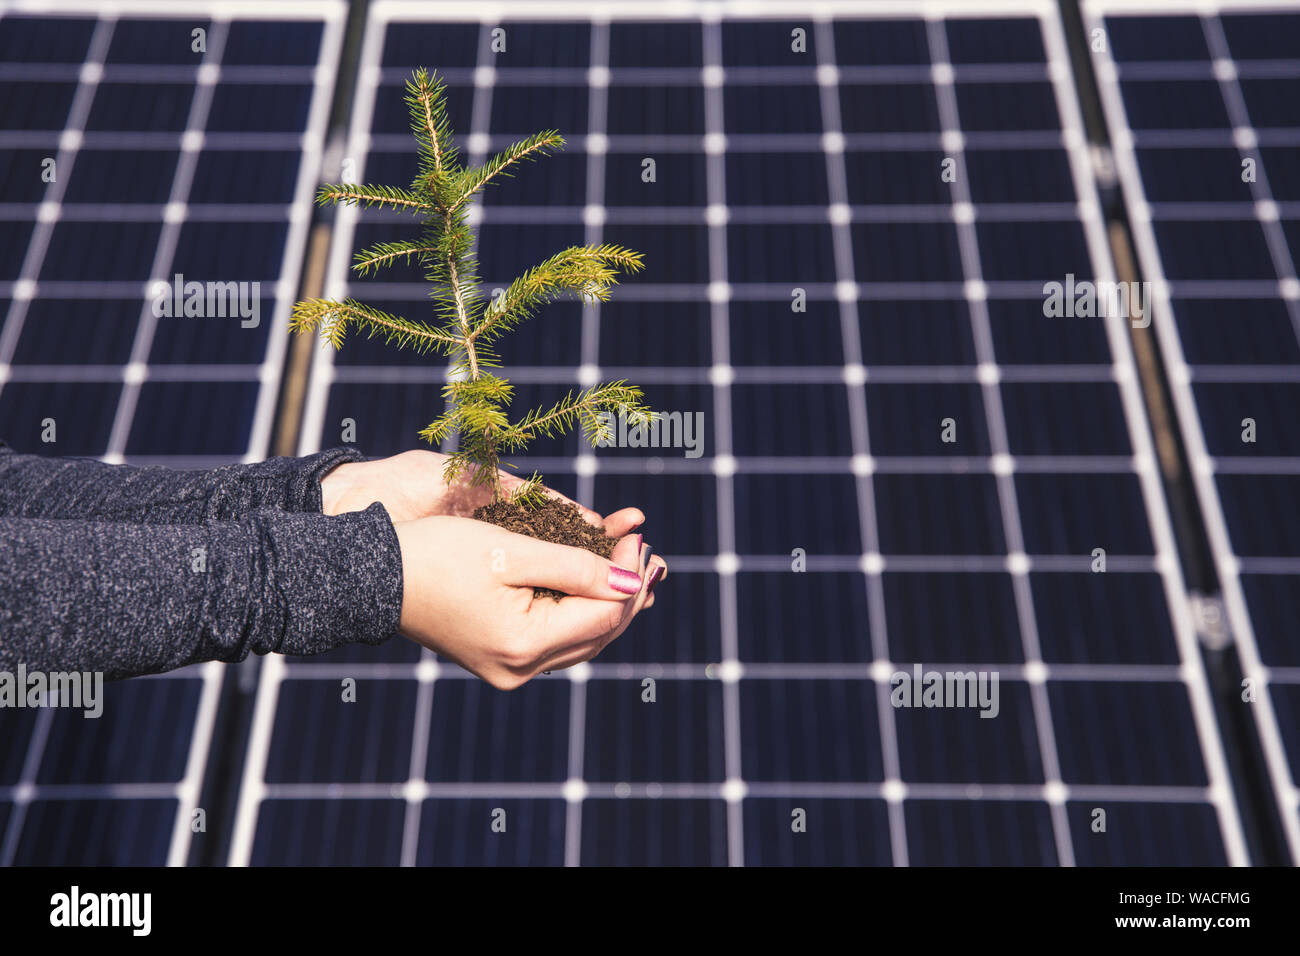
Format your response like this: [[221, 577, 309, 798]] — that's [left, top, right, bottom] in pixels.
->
[[392, 514, 666, 689]]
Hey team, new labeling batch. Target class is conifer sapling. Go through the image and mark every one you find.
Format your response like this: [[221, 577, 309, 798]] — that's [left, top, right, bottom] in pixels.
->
[[291, 69, 653, 595]]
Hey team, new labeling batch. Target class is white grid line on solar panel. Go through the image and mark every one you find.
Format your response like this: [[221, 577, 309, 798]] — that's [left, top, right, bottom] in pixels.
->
[[1083, 0, 1300, 861], [0, 3, 345, 866], [239, 2, 1246, 865]]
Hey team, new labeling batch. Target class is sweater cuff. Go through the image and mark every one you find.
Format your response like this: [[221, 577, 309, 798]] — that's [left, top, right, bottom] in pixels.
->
[[229, 445, 367, 516], [261, 500, 403, 655]]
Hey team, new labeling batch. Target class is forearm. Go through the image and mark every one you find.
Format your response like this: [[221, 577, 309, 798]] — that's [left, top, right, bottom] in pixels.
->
[[0, 503, 403, 680], [0, 441, 364, 523]]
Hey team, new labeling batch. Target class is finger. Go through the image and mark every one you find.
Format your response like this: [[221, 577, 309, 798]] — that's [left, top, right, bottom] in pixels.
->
[[501, 534, 644, 599], [601, 507, 645, 538]]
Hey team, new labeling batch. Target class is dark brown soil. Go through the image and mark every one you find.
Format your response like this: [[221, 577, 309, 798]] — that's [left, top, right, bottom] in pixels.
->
[[475, 497, 620, 600]]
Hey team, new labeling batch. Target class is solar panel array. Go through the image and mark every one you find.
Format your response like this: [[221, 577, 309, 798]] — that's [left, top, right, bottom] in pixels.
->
[[0, 0, 344, 864], [223, 0, 1250, 866], [1084, 0, 1300, 864], [0, 0, 1292, 866]]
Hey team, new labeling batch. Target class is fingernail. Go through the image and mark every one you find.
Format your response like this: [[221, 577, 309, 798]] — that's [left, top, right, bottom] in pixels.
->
[[632, 533, 643, 555], [647, 565, 665, 591], [609, 565, 642, 595]]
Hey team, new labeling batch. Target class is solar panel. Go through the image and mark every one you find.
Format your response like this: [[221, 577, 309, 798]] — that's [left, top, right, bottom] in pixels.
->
[[1084, 0, 1300, 864], [0, 0, 345, 865], [220, 0, 1252, 866]]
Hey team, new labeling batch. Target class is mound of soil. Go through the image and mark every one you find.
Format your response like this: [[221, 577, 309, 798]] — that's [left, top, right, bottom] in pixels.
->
[[474, 496, 620, 600]]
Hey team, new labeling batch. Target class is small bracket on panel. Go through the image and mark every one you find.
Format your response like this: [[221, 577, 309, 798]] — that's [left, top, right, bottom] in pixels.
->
[[1189, 592, 1232, 651]]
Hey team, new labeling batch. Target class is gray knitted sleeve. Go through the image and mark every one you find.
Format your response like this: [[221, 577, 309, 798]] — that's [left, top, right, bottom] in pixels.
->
[[0, 441, 365, 523], [0, 444, 405, 680]]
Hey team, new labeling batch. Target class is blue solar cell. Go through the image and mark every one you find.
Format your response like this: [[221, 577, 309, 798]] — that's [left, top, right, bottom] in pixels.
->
[[605, 151, 707, 206], [608, 222, 709, 284], [495, 300, 584, 367], [14, 799, 177, 865], [1136, 146, 1254, 202], [722, 21, 818, 68], [37, 679, 201, 784], [875, 473, 1006, 555], [601, 299, 712, 367], [584, 679, 725, 782], [987, 297, 1112, 365], [1001, 382, 1132, 456], [11, 298, 138, 365], [1271, 686, 1300, 780], [426, 681, 569, 782], [905, 799, 1057, 865], [1016, 473, 1155, 555], [609, 21, 703, 68], [222, 20, 323, 66], [731, 384, 850, 456], [0, 709, 38, 784], [859, 298, 977, 365], [491, 84, 589, 135], [0, 148, 58, 202], [863, 382, 990, 455], [63, 148, 180, 203], [1263, 147, 1300, 200], [265, 679, 418, 784], [884, 572, 1023, 663], [0, 80, 77, 130], [726, 151, 829, 205], [833, 18, 929, 66], [1050, 681, 1207, 785], [381, 21, 480, 68], [206, 82, 313, 132], [86, 81, 195, 131], [1066, 800, 1227, 866], [895, 680, 1043, 783], [744, 798, 893, 866], [0, 381, 121, 455], [1194, 383, 1300, 456], [976, 220, 1092, 281], [125, 381, 260, 456], [851, 222, 963, 282], [606, 83, 704, 135], [737, 572, 871, 663], [40, 219, 161, 280], [418, 799, 567, 866], [966, 147, 1076, 203], [954, 81, 1060, 130], [322, 383, 448, 457], [735, 473, 862, 555], [480, 151, 586, 206], [0, 15, 95, 63], [148, 300, 272, 364], [477, 221, 587, 283], [728, 222, 835, 282], [172, 219, 289, 281], [740, 680, 884, 781], [1239, 78, 1300, 129], [724, 84, 823, 134], [1215, 475, 1300, 556], [838, 82, 941, 133], [843, 149, 950, 205], [1118, 78, 1230, 129], [371, 80, 474, 134], [190, 149, 301, 204], [1238, 574, 1300, 667], [581, 798, 727, 865], [1221, 12, 1300, 60], [730, 299, 843, 366], [945, 17, 1045, 64], [493, 22, 590, 68], [106, 18, 209, 65], [251, 799, 405, 865], [1103, 15, 1211, 62], [1031, 572, 1179, 665], [1154, 219, 1277, 280]]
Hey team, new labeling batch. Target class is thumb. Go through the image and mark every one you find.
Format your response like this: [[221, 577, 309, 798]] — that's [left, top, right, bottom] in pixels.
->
[[502, 534, 644, 599]]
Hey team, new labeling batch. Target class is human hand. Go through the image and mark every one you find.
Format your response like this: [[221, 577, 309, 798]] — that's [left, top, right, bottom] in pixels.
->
[[392, 515, 667, 689]]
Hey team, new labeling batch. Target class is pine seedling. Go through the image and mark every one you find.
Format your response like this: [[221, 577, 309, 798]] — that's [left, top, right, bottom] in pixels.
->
[[291, 68, 653, 511]]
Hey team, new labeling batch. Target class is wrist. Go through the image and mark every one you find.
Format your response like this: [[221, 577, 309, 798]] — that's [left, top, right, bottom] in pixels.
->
[[319, 461, 363, 516]]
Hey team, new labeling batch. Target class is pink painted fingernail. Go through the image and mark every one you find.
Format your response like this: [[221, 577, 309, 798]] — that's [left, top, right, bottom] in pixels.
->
[[647, 565, 665, 590], [609, 566, 642, 595]]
